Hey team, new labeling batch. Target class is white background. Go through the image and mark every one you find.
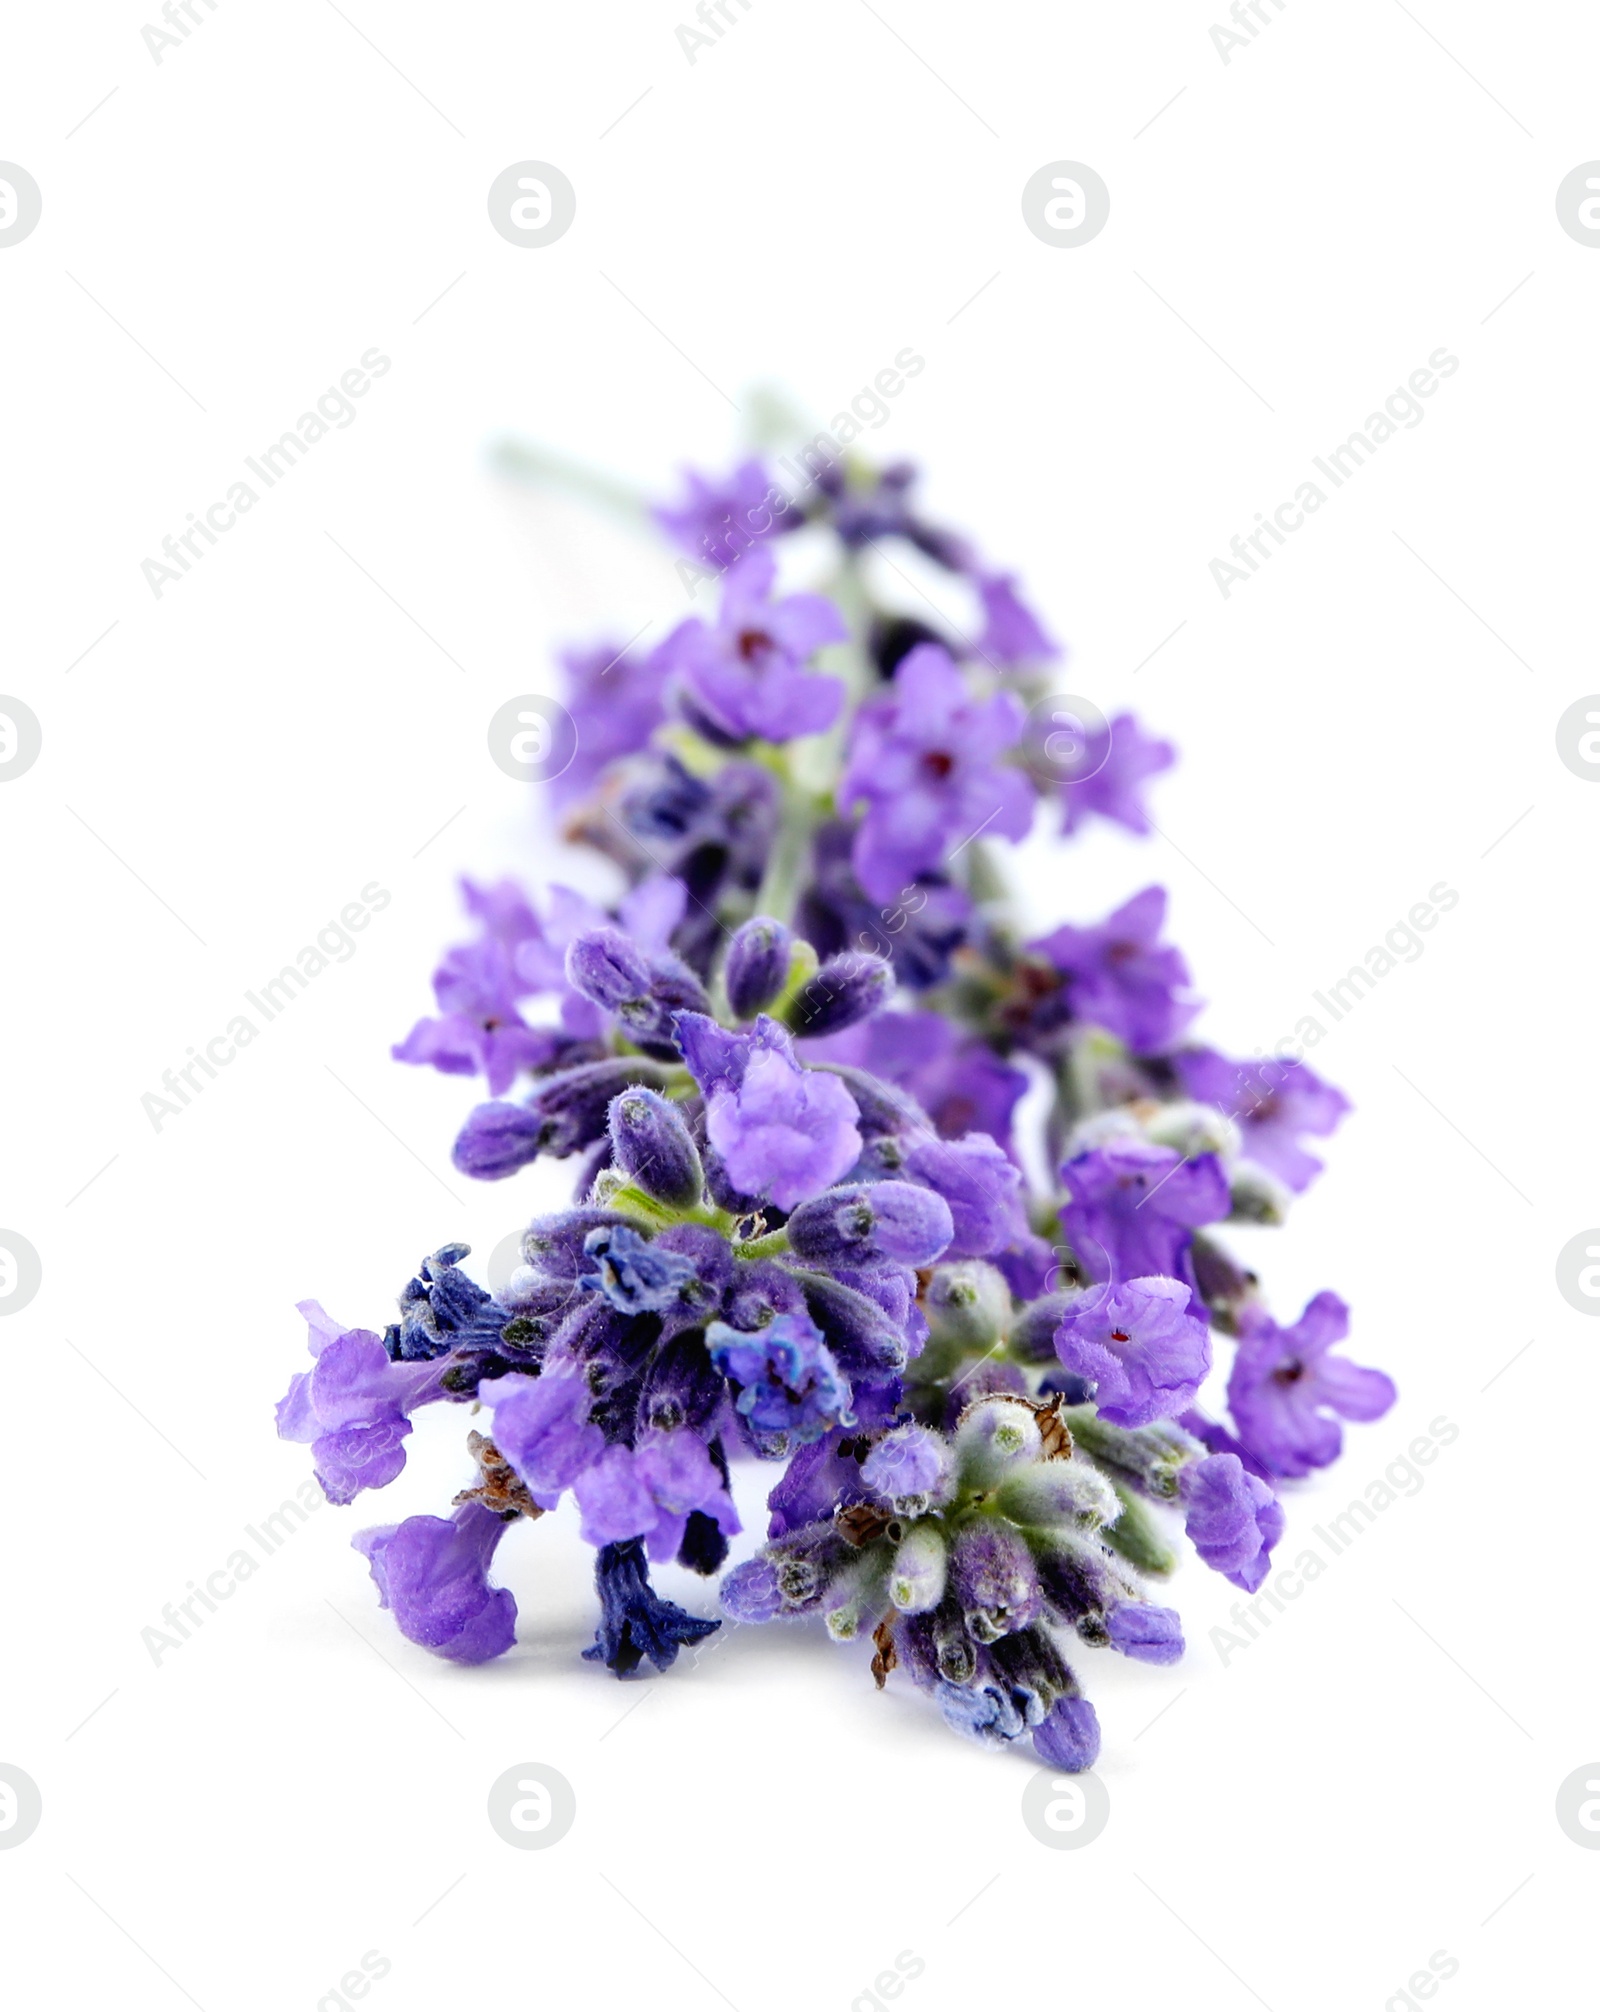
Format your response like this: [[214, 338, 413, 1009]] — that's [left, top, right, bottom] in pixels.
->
[[3, 2, 1596, 2007]]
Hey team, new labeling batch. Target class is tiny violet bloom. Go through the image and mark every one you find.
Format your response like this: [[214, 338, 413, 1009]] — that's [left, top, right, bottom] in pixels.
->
[[677, 1011, 863, 1210], [1059, 1136, 1230, 1286], [840, 643, 1033, 904], [275, 1301, 445, 1505], [553, 635, 670, 808], [1053, 1276, 1212, 1428], [1181, 1453, 1285, 1593], [1026, 885, 1201, 1057], [1175, 1046, 1351, 1192], [353, 1501, 517, 1664], [391, 938, 556, 1096], [484, 1366, 605, 1505], [1227, 1291, 1396, 1479], [572, 1430, 739, 1561], [975, 570, 1058, 667], [899, 1131, 1022, 1261], [659, 547, 847, 745], [581, 1223, 702, 1314], [653, 457, 798, 571], [1049, 710, 1175, 838], [708, 1311, 854, 1444]]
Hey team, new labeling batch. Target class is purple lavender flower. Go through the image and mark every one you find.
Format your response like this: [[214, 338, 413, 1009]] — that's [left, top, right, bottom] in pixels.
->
[[1175, 1047, 1351, 1192], [484, 1366, 605, 1505], [1227, 1292, 1396, 1479], [658, 548, 846, 744], [677, 1011, 862, 1211], [353, 1501, 517, 1664], [1025, 886, 1200, 1056], [275, 1302, 446, 1504], [553, 635, 670, 807], [391, 938, 557, 1096], [1181, 1452, 1285, 1593], [653, 457, 798, 571], [708, 1310, 853, 1444], [1047, 710, 1175, 837], [1059, 1136, 1229, 1286], [840, 643, 1032, 903], [572, 1429, 739, 1561], [1053, 1277, 1212, 1428], [899, 1132, 1022, 1261], [975, 571, 1058, 667]]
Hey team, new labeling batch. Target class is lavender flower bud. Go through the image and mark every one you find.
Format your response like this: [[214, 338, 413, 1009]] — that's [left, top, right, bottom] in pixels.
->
[[1010, 1291, 1078, 1363], [1033, 1692, 1101, 1772], [607, 1088, 703, 1208], [953, 1394, 1043, 1486], [807, 1064, 925, 1141], [458, 1059, 673, 1175], [522, 1206, 635, 1277], [453, 1101, 546, 1180], [951, 1518, 1040, 1642], [565, 926, 651, 1008], [930, 1594, 977, 1685], [1228, 1160, 1291, 1225], [1034, 1537, 1129, 1628], [788, 1270, 909, 1376], [995, 1458, 1119, 1532], [988, 1625, 1072, 1725], [888, 1522, 948, 1614], [1105, 1600, 1184, 1665], [721, 1554, 784, 1622], [824, 1555, 889, 1640], [861, 1422, 952, 1515], [724, 916, 795, 1019], [784, 951, 894, 1037], [565, 929, 711, 1056], [1065, 1409, 1202, 1501], [637, 1330, 724, 1436], [925, 1261, 1012, 1348], [786, 1180, 953, 1271]]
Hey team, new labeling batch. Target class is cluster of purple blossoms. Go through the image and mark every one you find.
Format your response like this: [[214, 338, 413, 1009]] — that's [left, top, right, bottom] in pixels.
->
[[279, 444, 1394, 1768]]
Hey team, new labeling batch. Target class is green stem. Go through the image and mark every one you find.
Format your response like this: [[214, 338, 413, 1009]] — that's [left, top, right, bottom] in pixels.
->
[[491, 437, 651, 525]]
